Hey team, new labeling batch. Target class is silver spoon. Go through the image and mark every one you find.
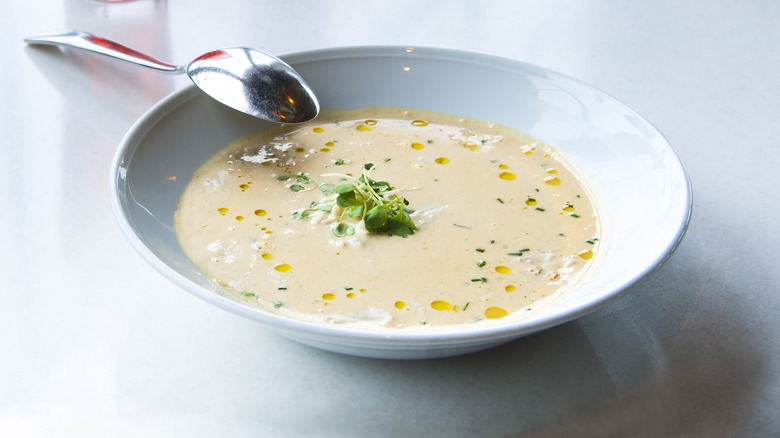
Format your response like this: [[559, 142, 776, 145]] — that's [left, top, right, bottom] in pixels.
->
[[24, 29, 320, 124]]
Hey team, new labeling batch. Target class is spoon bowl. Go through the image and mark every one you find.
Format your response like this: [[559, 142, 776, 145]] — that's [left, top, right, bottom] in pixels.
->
[[24, 30, 319, 124]]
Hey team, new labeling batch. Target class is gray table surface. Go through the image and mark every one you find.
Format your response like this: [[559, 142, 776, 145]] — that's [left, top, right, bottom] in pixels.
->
[[2, 1, 778, 436]]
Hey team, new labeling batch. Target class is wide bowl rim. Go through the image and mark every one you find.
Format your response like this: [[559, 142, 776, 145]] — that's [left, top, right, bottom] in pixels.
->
[[109, 45, 693, 347]]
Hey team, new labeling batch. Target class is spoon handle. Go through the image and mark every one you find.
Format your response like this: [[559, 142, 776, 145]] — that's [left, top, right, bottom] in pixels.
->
[[24, 29, 184, 74]]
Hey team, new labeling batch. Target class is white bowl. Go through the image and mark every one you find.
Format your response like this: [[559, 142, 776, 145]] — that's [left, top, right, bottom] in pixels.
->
[[110, 46, 691, 359]]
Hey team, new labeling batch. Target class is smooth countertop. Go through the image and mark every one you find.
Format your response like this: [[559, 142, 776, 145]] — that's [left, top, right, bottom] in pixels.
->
[[3, 1, 778, 436]]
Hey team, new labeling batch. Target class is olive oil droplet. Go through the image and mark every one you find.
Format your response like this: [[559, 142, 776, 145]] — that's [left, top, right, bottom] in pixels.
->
[[495, 266, 512, 274], [431, 300, 453, 311], [274, 263, 292, 273], [485, 307, 509, 319], [579, 250, 594, 261], [545, 177, 562, 186]]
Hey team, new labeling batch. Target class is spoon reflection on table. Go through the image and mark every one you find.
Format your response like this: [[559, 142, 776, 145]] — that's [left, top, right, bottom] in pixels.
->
[[24, 29, 320, 124]]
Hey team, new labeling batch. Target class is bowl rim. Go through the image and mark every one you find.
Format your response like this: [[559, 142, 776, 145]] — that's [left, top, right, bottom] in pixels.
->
[[109, 45, 693, 346]]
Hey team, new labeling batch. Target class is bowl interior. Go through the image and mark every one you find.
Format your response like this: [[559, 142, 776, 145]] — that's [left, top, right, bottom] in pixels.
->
[[111, 46, 691, 357]]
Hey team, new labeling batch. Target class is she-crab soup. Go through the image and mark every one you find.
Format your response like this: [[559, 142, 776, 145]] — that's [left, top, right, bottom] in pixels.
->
[[174, 108, 600, 329]]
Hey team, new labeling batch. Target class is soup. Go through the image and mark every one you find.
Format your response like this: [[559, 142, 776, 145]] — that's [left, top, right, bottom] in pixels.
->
[[174, 108, 600, 329]]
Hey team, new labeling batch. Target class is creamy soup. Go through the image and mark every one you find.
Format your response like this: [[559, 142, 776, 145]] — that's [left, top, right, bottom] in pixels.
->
[[175, 108, 600, 329]]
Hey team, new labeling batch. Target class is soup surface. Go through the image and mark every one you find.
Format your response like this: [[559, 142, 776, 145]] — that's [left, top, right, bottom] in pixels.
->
[[174, 108, 600, 329]]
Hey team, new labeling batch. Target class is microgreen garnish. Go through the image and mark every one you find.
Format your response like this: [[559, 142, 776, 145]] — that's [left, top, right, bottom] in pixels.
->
[[287, 159, 417, 238], [319, 183, 336, 195], [334, 159, 346, 166], [334, 222, 355, 237]]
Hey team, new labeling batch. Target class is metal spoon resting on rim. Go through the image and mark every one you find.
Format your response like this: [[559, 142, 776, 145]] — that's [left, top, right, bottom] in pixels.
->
[[24, 29, 320, 124]]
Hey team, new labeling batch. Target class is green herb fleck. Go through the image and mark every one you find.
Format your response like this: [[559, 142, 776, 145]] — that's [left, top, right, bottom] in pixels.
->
[[497, 198, 504, 204], [477, 260, 487, 267], [471, 277, 488, 283], [273, 300, 283, 309], [535, 207, 546, 212], [475, 248, 485, 253], [570, 213, 581, 218], [508, 248, 530, 257], [241, 291, 257, 298]]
